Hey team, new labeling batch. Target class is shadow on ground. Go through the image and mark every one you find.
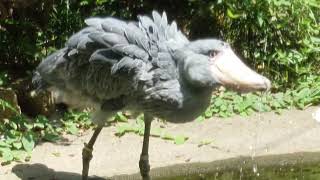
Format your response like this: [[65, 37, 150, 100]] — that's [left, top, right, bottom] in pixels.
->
[[12, 163, 106, 180]]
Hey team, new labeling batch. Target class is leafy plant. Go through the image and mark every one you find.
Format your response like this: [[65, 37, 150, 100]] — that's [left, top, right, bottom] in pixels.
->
[[61, 110, 92, 135], [202, 76, 320, 120], [113, 112, 129, 122], [187, 0, 319, 89], [116, 115, 188, 145], [0, 108, 93, 164], [0, 115, 59, 164], [0, 98, 18, 114]]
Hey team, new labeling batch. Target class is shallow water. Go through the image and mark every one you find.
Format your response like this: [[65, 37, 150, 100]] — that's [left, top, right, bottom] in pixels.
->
[[112, 152, 320, 180], [159, 163, 320, 180]]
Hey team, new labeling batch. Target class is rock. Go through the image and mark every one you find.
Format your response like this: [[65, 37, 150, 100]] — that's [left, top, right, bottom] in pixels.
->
[[0, 87, 21, 120]]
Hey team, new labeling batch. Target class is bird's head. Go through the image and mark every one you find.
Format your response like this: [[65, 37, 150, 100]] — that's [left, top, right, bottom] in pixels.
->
[[174, 39, 271, 92]]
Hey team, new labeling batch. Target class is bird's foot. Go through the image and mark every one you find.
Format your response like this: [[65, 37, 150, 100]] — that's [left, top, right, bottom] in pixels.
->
[[139, 154, 150, 180]]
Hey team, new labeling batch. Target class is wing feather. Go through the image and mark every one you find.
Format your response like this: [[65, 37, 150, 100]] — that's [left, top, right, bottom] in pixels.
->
[[102, 32, 129, 46], [89, 49, 120, 64], [124, 23, 149, 52], [88, 32, 112, 47], [111, 44, 149, 60], [35, 11, 187, 111], [100, 18, 128, 35]]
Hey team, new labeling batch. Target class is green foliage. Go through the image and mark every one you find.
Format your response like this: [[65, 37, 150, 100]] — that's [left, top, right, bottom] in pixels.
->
[[61, 110, 92, 135], [0, 115, 58, 164], [203, 76, 320, 119], [116, 114, 188, 145], [1, 1, 318, 90], [113, 112, 129, 122], [0, 108, 92, 164], [0, 98, 18, 114], [206, 0, 320, 88]]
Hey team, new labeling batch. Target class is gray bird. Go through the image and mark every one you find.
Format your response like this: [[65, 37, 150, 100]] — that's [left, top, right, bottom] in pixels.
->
[[33, 11, 271, 180]]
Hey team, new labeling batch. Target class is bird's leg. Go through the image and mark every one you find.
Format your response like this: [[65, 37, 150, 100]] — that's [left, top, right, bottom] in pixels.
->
[[82, 126, 103, 180], [139, 114, 152, 180]]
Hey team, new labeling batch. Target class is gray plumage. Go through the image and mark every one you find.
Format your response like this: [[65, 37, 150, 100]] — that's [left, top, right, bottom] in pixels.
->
[[33, 11, 225, 125], [33, 11, 271, 180]]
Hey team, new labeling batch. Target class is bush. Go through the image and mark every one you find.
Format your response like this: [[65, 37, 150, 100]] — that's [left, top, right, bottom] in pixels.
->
[[187, 0, 320, 89], [0, 0, 319, 89]]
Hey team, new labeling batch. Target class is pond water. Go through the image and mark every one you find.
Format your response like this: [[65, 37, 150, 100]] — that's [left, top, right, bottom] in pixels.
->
[[113, 152, 320, 180], [151, 153, 320, 180], [160, 163, 320, 180]]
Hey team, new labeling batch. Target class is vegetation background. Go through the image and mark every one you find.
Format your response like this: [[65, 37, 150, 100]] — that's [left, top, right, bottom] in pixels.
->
[[0, 0, 319, 164], [1, 0, 319, 88]]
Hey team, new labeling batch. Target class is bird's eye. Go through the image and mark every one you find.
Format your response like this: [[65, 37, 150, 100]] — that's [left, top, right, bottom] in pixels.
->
[[209, 50, 218, 58]]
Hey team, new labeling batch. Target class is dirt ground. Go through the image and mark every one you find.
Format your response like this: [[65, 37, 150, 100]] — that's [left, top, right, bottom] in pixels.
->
[[1, 106, 320, 180]]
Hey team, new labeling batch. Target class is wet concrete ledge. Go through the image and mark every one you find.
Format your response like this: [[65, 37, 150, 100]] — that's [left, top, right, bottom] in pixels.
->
[[111, 152, 320, 180]]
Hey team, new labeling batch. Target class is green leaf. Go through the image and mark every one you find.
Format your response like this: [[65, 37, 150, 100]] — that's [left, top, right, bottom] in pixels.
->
[[150, 127, 162, 137], [22, 133, 35, 153], [296, 88, 311, 99], [67, 125, 78, 135], [257, 14, 264, 27], [174, 135, 188, 145], [196, 116, 205, 123], [64, 122, 79, 135], [0, 147, 11, 153], [204, 109, 213, 118], [12, 150, 26, 161], [12, 142, 22, 149], [33, 122, 45, 129], [114, 112, 128, 122], [8, 121, 18, 130], [43, 132, 60, 142], [115, 123, 136, 136], [0, 98, 18, 114], [96, 0, 108, 5], [0, 141, 10, 148], [1, 149, 14, 163], [161, 133, 174, 140], [227, 9, 241, 19], [220, 104, 227, 111], [296, 102, 305, 109], [253, 102, 266, 112], [240, 111, 248, 116], [214, 98, 224, 106], [80, 0, 90, 6], [23, 122, 33, 130]]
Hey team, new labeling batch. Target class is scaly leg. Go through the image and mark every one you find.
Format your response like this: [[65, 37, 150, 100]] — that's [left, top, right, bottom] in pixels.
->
[[82, 126, 103, 180], [139, 114, 152, 180]]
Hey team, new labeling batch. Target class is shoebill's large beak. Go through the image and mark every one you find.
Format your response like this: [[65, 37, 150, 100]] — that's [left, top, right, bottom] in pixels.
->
[[209, 47, 271, 92]]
